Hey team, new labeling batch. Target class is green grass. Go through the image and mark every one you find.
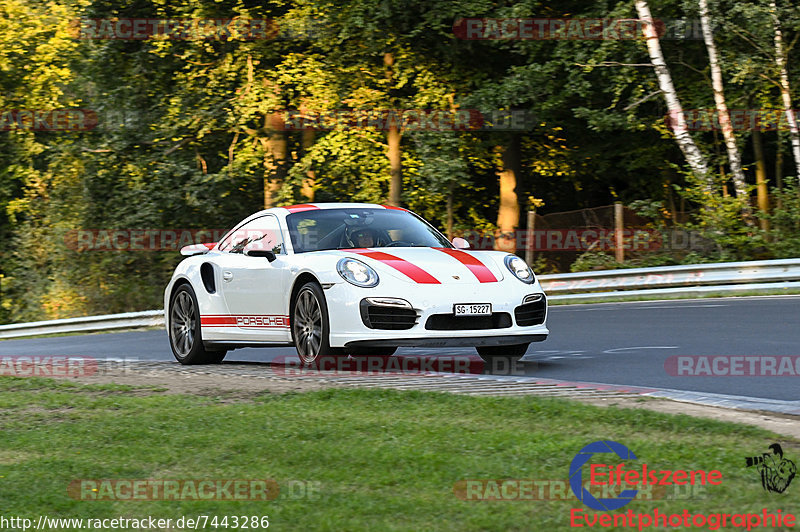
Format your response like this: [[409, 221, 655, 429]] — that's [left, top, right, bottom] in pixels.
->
[[0, 378, 798, 531]]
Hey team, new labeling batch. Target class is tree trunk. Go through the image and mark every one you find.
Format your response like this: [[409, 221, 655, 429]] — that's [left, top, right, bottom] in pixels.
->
[[770, 0, 800, 182], [635, 1, 712, 190], [699, 0, 750, 216], [384, 52, 402, 206], [262, 128, 287, 209], [387, 124, 402, 206], [301, 129, 315, 202], [495, 136, 520, 252], [752, 128, 770, 231]]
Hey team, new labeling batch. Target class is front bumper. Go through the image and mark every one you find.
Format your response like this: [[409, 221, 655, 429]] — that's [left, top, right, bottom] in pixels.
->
[[325, 280, 549, 348], [344, 334, 548, 349]]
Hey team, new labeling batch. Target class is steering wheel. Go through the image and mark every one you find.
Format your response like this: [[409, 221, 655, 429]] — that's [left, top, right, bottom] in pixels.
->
[[386, 241, 413, 247]]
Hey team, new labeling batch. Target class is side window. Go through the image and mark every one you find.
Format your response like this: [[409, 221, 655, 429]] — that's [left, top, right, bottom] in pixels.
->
[[218, 215, 284, 254]]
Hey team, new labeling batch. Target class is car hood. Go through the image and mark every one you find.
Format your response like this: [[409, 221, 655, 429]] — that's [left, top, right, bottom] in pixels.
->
[[332, 247, 507, 285]]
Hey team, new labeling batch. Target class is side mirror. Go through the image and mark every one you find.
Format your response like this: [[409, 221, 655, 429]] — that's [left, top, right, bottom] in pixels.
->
[[452, 237, 470, 250], [243, 242, 277, 262]]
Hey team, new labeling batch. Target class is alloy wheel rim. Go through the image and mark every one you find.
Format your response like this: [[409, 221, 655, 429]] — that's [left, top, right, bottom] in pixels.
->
[[294, 289, 322, 364], [170, 291, 196, 358]]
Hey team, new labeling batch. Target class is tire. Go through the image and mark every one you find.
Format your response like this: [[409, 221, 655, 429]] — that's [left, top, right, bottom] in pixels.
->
[[292, 282, 341, 366], [347, 347, 398, 357], [168, 284, 227, 365], [476, 343, 529, 364]]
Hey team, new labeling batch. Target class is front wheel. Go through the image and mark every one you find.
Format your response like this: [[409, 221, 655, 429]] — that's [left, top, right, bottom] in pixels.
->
[[476, 343, 529, 364], [168, 284, 227, 365], [292, 282, 341, 366]]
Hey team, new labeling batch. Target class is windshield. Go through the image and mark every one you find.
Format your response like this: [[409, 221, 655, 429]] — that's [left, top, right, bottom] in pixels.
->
[[286, 208, 451, 253]]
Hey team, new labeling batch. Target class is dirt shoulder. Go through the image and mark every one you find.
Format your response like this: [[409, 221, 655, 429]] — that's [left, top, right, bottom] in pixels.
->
[[66, 362, 800, 439], [71, 364, 344, 397], [577, 396, 800, 439]]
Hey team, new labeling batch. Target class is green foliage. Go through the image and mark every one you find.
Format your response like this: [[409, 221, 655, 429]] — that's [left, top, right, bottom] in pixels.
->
[[764, 179, 800, 257], [674, 171, 764, 261], [570, 251, 625, 273], [1, 0, 800, 320]]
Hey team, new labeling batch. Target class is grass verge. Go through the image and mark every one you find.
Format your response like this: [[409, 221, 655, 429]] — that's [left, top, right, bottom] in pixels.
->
[[0, 377, 798, 531]]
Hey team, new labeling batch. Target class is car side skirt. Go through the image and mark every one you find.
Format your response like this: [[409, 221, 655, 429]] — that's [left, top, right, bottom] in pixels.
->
[[203, 341, 294, 350]]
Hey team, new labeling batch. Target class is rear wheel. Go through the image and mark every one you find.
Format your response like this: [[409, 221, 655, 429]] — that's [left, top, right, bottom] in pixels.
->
[[169, 284, 227, 365], [476, 343, 529, 364], [292, 282, 341, 366]]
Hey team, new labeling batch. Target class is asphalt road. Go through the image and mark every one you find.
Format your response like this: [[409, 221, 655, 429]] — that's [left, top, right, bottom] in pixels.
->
[[1, 296, 798, 401]]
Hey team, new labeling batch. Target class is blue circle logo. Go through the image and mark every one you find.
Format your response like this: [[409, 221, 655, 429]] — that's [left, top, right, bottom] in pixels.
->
[[569, 440, 639, 511]]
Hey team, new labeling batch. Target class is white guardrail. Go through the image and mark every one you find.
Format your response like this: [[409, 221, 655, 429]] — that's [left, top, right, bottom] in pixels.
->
[[0, 310, 164, 340], [1, 258, 799, 339]]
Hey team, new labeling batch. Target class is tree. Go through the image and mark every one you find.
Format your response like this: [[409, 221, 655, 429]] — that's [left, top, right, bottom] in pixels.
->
[[698, 0, 750, 218], [769, 0, 800, 182], [635, 0, 711, 190]]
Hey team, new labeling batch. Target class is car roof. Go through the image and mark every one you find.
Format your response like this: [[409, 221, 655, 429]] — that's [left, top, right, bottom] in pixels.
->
[[281, 203, 406, 212], [244, 203, 409, 219]]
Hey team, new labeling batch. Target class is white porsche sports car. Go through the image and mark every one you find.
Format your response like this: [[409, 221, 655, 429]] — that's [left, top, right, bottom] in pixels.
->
[[164, 203, 548, 366]]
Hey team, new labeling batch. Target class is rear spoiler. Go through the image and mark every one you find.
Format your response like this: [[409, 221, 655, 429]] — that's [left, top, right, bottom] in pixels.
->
[[180, 243, 216, 256]]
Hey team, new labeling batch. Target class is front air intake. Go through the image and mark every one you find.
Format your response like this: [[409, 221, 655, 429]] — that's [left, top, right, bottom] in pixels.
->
[[514, 295, 546, 326], [360, 300, 418, 330]]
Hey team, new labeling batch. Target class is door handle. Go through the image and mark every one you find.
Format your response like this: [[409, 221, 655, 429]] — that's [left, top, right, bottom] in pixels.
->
[[223, 271, 233, 282]]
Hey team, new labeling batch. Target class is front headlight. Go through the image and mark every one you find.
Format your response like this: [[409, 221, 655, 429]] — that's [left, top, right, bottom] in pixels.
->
[[504, 255, 535, 284], [337, 258, 380, 288]]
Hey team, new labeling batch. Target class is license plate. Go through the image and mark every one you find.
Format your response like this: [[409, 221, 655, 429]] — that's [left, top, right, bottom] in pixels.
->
[[453, 303, 492, 316]]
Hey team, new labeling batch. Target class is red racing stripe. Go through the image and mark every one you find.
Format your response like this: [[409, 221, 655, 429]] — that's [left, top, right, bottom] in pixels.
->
[[381, 204, 408, 211], [201, 315, 290, 328], [200, 315, 238, 326], [435, 248, 498, 283], [350, 250, 440, 284], [283, 204, 319, 213]]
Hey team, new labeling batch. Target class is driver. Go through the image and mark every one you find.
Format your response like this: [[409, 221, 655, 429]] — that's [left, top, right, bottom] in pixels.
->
[[349, 227, 376, 248]]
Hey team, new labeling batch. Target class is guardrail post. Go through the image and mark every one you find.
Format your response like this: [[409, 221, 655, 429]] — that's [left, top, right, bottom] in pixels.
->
[[614, 202, 624, 263]]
